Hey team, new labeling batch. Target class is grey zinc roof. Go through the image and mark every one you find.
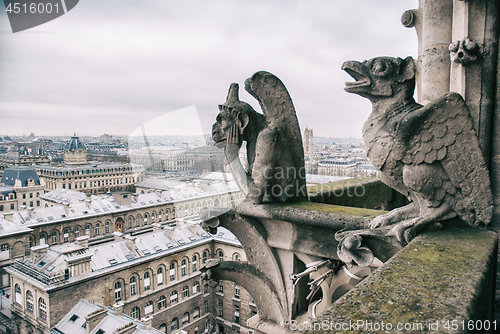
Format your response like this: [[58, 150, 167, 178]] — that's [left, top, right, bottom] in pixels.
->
[[1, 166, 40, 187], [53, 300, 162, 334], [0, 216, 32, 236], [10, 222, 240, 284]]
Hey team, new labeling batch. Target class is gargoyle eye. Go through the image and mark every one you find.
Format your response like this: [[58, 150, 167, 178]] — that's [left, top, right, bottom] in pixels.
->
[[372, 61, 391, 77]]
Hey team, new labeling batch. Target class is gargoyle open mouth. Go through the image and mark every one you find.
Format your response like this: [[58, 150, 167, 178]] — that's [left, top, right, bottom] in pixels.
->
[[342, 61, 370, 92]]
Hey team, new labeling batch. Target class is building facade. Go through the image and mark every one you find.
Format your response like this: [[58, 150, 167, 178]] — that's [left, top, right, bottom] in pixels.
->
[[7, 222, 255, 334], [0, 166, 46, 213]]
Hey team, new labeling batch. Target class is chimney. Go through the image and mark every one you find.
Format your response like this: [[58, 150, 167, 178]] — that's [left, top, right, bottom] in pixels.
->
[[113, 231, 124, 241], [113, 302, 124, 316], [152, 223, 162, 232], [140, 315, 153, 330], [85, 308, 107, 334], [164, 226, 175, 240], [113, 193, 131, 206], [76, 235, 90, 249], [187, 221, 199, 236], [3, 212, 14, 222], [114, 322, 136, 334], [85, 194, 92, 209], [124, 235, 136, 252], [31, 244, 49, 263]]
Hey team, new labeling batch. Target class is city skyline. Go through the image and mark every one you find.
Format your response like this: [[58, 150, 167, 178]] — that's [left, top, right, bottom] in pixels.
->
[[0, 1, 419, 138]]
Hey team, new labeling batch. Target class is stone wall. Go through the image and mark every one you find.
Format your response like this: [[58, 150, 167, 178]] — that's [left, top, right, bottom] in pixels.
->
[[308, 177, 408, 211]]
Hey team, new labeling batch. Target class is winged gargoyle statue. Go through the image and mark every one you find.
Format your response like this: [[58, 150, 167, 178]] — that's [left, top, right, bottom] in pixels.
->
[[211, 71, 307, 204], [339, 56, 493, 247]]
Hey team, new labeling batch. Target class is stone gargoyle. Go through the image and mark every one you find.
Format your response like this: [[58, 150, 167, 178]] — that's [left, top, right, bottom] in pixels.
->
[[337, 56, 492, 257], [212, 71, 307, 204]]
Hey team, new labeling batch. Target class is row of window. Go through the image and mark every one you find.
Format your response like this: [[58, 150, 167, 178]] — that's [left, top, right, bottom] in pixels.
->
[[129, 292, 206, 322], [114, 257, 207, 302], [14, 285, 47, 321]]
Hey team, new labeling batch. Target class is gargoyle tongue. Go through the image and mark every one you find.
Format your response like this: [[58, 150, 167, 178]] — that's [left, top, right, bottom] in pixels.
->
[[342, 60, 370, 92]]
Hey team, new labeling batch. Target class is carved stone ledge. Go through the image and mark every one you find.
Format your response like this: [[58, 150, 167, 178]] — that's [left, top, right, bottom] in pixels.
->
[[304, 228, 497, 333]]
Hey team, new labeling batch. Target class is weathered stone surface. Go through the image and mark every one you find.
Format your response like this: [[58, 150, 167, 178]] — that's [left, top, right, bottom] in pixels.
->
[[341, 56, 493, 246], [212, 71, 306, 204], [303, 228, 497, 334]]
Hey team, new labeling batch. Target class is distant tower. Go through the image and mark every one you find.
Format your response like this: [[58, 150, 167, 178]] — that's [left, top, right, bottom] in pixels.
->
[[304, 126, 314, 162], [63, 133, 88, 164]]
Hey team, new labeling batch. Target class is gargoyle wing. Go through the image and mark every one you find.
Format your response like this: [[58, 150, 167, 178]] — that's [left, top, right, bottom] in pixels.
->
[[244, 71, 305, 182], [400, 92, 493, 226]]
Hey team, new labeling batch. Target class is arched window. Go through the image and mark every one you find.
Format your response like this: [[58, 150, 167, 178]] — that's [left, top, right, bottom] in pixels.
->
[[14, 284, 21, 305], [151, 212, 156, 224], [26, 291, 33, 312], [130, 276, 137, 296], [181, 259, 187, 277], [157, 267, 163, 286], [193, 307, 200, 319], [29, 236, 34, 248], [181, 311, 189, 325], [158, 295, 166, 310], [165, 210, 169, 221], [130, 306, 140, 319], [95, 223, 100, 236], [203, 251, 208, 264], [144, 272, 150, 290], [171, 318, 179, 331], [178, 206, 183, 218], [169, 263, 176, 281], [192, 255, 197, 272], [114, 282, 122, 303], [193, 281, 200, 294], [143, 213, 149, 226], [39, 298, 47, 320], [182, 285, 189, 298], [233, 253, 240, 261], [105, 221, 110, 234], [136, 214, 141, 227], [218, 250, 224, 262], [39, 232, 47, 245], [85, 224, 91, 236], [63, 229, 69, 243], [145, 301, 153, 315], [128, 216, 132, 229], [51, 231, 58, 245], [170, 291, 178, 304], [196, 203, 200, 214], [158, 211, 162, 222]]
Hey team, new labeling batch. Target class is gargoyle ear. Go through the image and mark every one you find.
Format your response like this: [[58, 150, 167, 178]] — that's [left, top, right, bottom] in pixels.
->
[[396, 56, 416, 83], [237, 112, 249, 135]]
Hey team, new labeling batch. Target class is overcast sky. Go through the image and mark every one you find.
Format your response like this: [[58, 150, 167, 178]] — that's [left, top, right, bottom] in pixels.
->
[[0, 0, 419, 139]]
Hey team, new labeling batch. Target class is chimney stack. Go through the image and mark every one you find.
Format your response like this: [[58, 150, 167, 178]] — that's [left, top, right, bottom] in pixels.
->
[[76, 235, 90, 249], [124, 235, 136, 252], [31, 244, 49, 264], [85, 308, 107, 334]]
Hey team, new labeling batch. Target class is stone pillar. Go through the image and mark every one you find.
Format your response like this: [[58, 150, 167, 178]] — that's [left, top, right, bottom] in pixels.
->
[[420, 0, 453, 105], [450, 0, 499, 165]]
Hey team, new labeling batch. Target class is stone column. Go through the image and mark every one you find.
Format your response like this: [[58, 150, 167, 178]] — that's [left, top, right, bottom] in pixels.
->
[[420, 0, 453, 105], [450, 0, 499, 165]]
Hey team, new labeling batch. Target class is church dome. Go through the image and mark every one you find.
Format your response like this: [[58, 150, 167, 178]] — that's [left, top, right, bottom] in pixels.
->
[[64, 133, 86, 151]]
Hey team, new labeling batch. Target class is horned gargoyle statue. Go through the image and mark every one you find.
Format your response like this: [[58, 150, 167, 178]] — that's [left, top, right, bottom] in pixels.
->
[[212, 71, 307, 204], [336, 56, 493, 265]]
